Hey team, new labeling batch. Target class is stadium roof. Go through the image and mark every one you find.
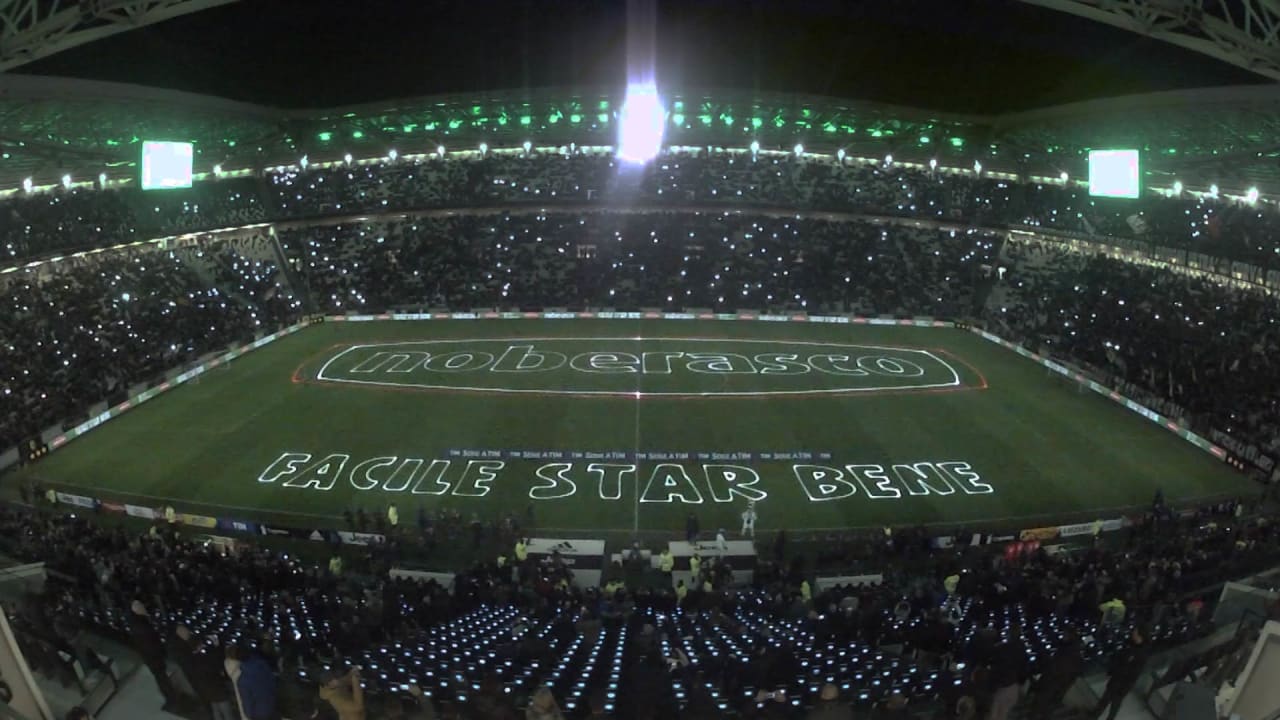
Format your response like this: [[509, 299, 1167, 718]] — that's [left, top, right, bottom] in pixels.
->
[[5, 75, 1280, 193], [3, 0, 1280, 192]]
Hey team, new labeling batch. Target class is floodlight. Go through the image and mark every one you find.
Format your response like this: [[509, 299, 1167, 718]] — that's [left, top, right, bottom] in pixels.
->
[[973, 160, 982, 174], [300, 155, 309, 170], [22, 177, 31, 192], [479, 142, 488, 155], [1247, 187, 1259, 203], [214, 164, 223, 176], [1172, 181, 1183, 195], [1059, 171, 1069, 182], [884, 154, 893, 166], [616, 83, 665, 164], [388, 149, 398, 161], [750, 140, 759, 154], [929, 158, 937, 170], [61, 174, 71, 188], [793, 143, 804, 157], [1209, 184, 1219, 198], [436, 145, 445, 158], [343, 154, 352, 165], [523, 140, 532, 154], [98, 173, 107, 186], [837, 149, 846, 162]]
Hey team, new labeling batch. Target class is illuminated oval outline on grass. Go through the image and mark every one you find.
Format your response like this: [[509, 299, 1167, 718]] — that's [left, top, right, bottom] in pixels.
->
[[312, 337, 966, 397]]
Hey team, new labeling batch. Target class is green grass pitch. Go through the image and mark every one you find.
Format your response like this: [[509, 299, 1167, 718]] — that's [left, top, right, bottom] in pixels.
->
[[14, 319, 1255, 535]]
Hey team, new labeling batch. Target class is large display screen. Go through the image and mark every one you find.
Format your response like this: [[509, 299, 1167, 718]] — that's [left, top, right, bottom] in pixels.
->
[[1088, 149, 1140, 199], [141, 141, 194, 190]]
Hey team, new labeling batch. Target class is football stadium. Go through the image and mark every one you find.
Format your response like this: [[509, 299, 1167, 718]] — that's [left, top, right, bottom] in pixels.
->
[[0, 2, 1279, 719]]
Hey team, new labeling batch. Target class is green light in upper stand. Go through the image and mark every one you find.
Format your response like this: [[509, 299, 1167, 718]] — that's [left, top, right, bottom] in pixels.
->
[[751, 117, 763, 129], [471, 105, 483, 115], [1166, 148, 1177, 154], [823, 122, 837, 133], [597, 113, 609, 123], [519, 116, 532, 126], [569, 114, 582, 123], [801, 108, 813, 118], [720, 114, 734, 127], [672, 100, 684, 111], [318, 132, 333, 142], [869, 129, 883, 138], [671, 113, 685, 126], [949, 137, 964, 148], [227, 140, 235, 147], [548, 110, 562, 124], [772, 115, 786, 128], [106, 139, 120, 146], [698, 114, 713, 126], [351, 130, 364, 139], [424, 122, 437, 131], [919, 135, 930, 144], [343, 112, 356, 118], [497, 115, 508, 126], [402, 124, 417, 133], [598, 100, 609, 110], [449, 119, 463, 130]]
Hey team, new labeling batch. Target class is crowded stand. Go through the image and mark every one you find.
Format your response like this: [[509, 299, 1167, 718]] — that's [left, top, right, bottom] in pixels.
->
[[0, 239, 301, 449], [989, 240, 1280, 462], [0, 494, 1274, 718], [277, 213, 997, 316]]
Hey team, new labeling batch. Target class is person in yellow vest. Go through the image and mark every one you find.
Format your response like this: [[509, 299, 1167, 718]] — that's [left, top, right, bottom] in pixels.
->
[[387, 503, 399, 530], [800, 579, 812, 603], [689, 553, 701, 581], [1091, 518, 1104, 538], [659, 549, 674, 577], [44, 487, 56, 505], [515, 539, 528, 563], [496, 554, 507, 569], [164, 505, 176, 524], [702, 578, 713, 593], [1099, 597, 1126, 624], [944, 573, 960, 597], [328, 554, 342, 576]]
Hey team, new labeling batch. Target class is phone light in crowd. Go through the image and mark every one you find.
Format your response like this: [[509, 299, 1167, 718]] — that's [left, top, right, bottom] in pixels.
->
[[61, 174, 71, 188], [1209, 184, 1219, 198], [1247, 186, 1259, 203], [793, 143, 804, 157], [436, 145, 445, 158], [837, 148, 846, 163], [616, 83, 665, 164], [98, 173, 107, 187], [343, 153, 352, 165], [1059, 171, 1069, 183], [22, 177, 32, 192], [750, 140, 760, 155], [300, 155, 309, 170], [973, 160, 983, 175], [479, 142, 488, 156], [1172, 180, 1183, 195], [213, 164, 223, 177], [884, 154, 893, 166], [522, 140, 532, 155], [929, 158, 937, 170], [388, 148, 398, 161]]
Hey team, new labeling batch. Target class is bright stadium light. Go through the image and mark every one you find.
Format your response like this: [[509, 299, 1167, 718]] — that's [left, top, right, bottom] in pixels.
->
[[436, 145, 445, 158], [1059, 171, 1069, 183], [837, 148, 846, 163], [616, 83, 666, 164], [973, 160, 983, 175], [22, 177, 32, 192], [793, 143, 804, 157], [300, 155, 309, 170], [1209, 183, 1219, 198], [750, 140, 760, 154], [213, 163, 223, 176], [1172, 180, 1183, 195], [343, 153, 352, 165], [61, 174, 71, 188], [388, 148, 398, 161], [98, 173, 107, 187], [479, 142, 488, 155], [929, 158, 937, 170], [1247, 186, 1259, 203], [884, 154, 893, 166], [523, 140, 532, 155]]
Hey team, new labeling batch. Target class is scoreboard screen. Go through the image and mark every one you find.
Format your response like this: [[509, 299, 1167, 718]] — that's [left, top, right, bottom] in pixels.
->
[[141, 141, 194, 190], [1088, 149, 1140, 199]]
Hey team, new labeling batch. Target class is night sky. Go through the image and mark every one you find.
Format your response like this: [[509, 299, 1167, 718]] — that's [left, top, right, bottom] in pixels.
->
[[20, 0, 1266, 112]]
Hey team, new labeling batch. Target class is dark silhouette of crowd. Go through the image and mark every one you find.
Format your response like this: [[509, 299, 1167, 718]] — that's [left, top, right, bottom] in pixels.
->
[[0, 496, 1275, 719]]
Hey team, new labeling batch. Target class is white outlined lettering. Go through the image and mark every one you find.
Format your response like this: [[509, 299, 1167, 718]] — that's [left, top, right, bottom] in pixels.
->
[[409, 459, 452, 495], [452, 460, 504, 497], [703, 464, 768, 503], [531, 463, 578, 499], [587, 463, 635, 500], [891, 463, 955, 496], [640, 464, 705, 504], [492, 345, 567, 372], [683, 352, 757, 374], [808, 354, 869, 376], [847, 464, 902, 499], [793, 465, 858, 501], [258, 452, 312, 483], [937, 461, 993, 494], [283, 453, 349, 491], [348, 456, 398, 490], [752, 353, 812, 375]]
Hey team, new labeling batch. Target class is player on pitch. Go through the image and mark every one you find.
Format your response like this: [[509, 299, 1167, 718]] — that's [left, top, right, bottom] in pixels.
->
[[740, 500, 757, 538]]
